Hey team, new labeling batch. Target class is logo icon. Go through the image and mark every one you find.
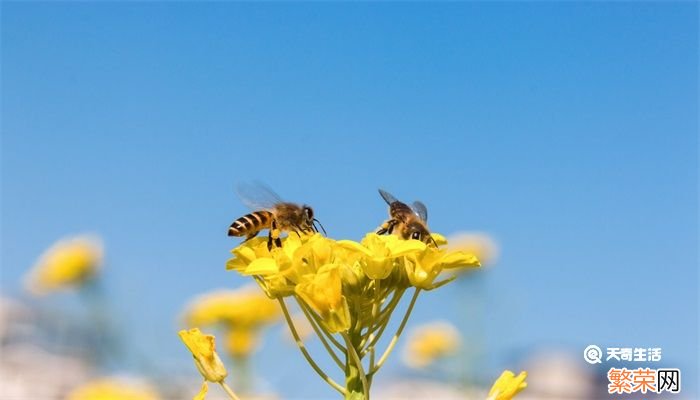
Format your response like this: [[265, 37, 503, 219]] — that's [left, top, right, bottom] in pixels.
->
[[584, 344, 603, 364]]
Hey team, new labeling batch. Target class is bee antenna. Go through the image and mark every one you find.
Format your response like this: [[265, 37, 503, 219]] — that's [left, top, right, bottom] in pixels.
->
[[429, 235, 438, 248], [313, 218, 327, 236]]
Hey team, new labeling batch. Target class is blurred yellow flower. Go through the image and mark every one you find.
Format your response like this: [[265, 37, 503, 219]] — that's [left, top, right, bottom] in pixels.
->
[[224, 327, 259, 358], [487, 370, 528, 400], [402, 321, 461, 368], [447, 231, 499, 266], [183, 286, 280, 328], [179, 328, 228, 383], [67, 377, 159, 400], [24, 235, 103, 295]]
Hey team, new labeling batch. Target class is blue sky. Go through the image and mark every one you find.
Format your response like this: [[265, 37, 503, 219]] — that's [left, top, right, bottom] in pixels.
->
[[2, 2, 697, 398]]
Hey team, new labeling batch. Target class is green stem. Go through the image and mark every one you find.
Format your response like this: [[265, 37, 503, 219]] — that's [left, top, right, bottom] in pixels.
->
[[360, 289, 405, 356], [277, 298, 347, 395], [368, 288, 421, 376], [296, 296, 346, 370], [220, 381, 242, 400], [296, 296, 347, 352], [342, 332, 369, 400]]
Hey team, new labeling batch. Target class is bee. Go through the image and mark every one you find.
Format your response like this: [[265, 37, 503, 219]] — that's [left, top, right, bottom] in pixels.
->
[[228, 183, 326, 250], [376, 189, 437, 246]]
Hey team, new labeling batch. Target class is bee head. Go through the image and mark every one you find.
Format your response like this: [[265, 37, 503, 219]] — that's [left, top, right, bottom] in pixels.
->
[[303, 206, 327, 236], [302, 205, 314, 221], [406, 221, 436, 246]]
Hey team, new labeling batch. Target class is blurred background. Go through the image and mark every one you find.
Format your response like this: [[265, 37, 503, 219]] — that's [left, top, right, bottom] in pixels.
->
[[1, 2, 697, 399]]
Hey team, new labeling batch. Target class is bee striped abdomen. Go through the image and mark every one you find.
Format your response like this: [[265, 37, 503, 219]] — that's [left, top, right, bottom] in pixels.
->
[[228, 211, 273, 237]]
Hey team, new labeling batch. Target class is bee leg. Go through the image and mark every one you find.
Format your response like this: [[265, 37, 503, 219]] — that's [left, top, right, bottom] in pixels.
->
[[377, 220, 396, 235], [268, 220, 282, 251]]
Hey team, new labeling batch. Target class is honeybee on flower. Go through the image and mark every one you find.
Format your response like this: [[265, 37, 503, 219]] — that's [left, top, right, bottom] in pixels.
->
[[228, 183, 325, 250], [376, 189, 437, 247]]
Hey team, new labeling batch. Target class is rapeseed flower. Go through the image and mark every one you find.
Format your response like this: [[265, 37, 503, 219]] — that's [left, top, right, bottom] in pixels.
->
[[67, 377, 159, 400], [24, 235, 103, 295], [179, 328, 228, 383], [226, 231, 480, 398], [183, 286, 280, 328], [182, 286, 281, 362], [179, 328, 243, 400], [487, 370, 528, 400], [447, 231, 499, 266], [402, 321, 461, 369], [224, 327, 259, 358]]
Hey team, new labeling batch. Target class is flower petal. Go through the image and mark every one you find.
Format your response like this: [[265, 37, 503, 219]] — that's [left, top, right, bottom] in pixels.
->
[[488, 370, 528, 400], [440, 251, 480, 269], [243, 258, 279, 276]]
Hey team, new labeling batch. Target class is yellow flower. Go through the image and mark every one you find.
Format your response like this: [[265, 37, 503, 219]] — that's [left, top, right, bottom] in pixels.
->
[[338, 233, 426, 279], [404, 247, 480, 289], [24, 235, 102, 295], [226, 235, 308, 297], [487, 370, 528, 400], [183, 286, 280, 328], [402, 321, 461, 368], [295, 263, 351, 333], [67, 377, 159, 400], [224, 327, 260, 358], [227, 230, 486, 396], [179, 328, 228, 383]]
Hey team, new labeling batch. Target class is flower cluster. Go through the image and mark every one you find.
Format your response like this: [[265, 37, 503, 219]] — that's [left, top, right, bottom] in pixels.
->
[[226, 232, 479, 398], [227, 233, 478, 332]]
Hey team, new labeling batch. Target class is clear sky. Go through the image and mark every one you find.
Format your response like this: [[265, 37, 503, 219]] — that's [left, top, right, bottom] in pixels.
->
[[2, 2, 697, 398]]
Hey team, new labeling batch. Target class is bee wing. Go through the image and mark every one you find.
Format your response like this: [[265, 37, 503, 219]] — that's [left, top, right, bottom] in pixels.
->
[[236, 182, 284, 211], [378, 188, 399, 205], [411, 201, 429, 223]]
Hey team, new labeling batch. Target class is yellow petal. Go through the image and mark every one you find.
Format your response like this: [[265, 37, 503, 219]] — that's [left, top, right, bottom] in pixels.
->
[[488, 370, 528, 400], [388, 239, 427, 256], [362, 257, 394, 280], [243, 258, 278, 276], [232, 245, 257, 263], [440, 251, 480, 269], [295, 264, 351, 333], [336, 240, 372, 257]]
